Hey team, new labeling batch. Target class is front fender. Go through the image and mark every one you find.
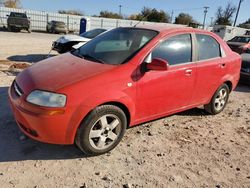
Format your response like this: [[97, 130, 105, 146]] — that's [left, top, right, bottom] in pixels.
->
[[65, 90, 136, 144]]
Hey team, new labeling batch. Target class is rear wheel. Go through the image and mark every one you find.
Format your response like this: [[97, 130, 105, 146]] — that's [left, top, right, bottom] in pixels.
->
[[75, 105, 127, 156], [204, 84, 229, 115]]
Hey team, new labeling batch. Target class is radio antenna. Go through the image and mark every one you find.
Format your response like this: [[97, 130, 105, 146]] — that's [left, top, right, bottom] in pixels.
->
[[133, 12, 152, 27]]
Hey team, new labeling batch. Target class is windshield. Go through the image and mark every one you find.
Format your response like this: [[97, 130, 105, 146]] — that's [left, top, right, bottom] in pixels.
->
[[230, 36, 250, 43], [73, 28, 158, 65], [80, 29, 107, 39], [10, 12, 27, 18]]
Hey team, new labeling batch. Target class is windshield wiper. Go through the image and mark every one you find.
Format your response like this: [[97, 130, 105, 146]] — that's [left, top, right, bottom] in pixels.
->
[[71, 50, 105, 64], [82, 54, 105, 64]]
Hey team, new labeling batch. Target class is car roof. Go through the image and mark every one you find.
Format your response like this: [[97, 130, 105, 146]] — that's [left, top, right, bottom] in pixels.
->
[[131, 24, 207, 34]]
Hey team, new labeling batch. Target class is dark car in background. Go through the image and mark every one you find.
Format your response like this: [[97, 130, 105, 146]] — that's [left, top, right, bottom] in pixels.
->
[[52, 28, 107, 53], [7, 12, 31, 32], [227, 35, 250, 54], [46, 21, 68, 34], [240, 53, 250, 84]]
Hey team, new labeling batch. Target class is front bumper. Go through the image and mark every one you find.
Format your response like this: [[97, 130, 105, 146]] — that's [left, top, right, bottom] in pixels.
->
[[52, 41, 62, 51], [240, 71, 250, 84], [8, 82, 82, 145]]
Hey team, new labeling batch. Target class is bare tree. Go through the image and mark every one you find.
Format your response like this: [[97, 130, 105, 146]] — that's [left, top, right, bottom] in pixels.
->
[[3, 0, 21, 8], [215, 2, 237, 25]]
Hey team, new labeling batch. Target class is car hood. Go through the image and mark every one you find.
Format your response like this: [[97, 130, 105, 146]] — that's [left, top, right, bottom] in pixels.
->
[[16, 53, 116, 93], [56, 35, 90, 43]]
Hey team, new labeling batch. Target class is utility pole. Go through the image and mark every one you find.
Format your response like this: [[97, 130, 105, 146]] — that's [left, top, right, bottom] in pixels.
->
[[210, 17, 214, 26], [119, 5, 122, 18], [170, 10, 174, 23], [233, 0, 243, 26], [203, 6, 209, 29]]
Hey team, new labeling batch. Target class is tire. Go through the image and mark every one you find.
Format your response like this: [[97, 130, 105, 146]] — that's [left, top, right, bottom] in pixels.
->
[[7, 26, 12, 32], [75, 105, 127, 156], [27, 28, 31, 33], [204, 84, 230, 115]]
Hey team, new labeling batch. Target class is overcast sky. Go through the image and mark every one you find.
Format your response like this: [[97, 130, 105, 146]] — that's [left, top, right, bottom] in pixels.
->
[[20, 0, 249, 25]]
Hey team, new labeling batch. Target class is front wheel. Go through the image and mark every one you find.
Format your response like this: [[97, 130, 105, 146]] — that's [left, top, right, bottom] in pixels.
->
[[75, 105, 127, 156], [204, 84, 230, 115]]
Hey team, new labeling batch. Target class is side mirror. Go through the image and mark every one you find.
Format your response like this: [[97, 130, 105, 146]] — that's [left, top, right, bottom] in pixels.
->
[[146, 58, 169, 71], [6, 14, 9, 17]]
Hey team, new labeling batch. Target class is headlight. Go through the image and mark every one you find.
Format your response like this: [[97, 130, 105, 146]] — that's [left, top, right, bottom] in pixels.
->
[[26, 90, 66, 108]]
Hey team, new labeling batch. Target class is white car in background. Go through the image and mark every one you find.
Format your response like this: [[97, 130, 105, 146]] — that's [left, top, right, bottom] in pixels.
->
[[52, 28, 107, 53]]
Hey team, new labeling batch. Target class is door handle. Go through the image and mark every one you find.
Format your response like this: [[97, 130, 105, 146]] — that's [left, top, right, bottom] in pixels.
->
[[185, 69, 192, 76]]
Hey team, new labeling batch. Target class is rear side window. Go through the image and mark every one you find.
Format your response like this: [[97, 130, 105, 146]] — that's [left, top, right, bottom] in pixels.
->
[[196, 34, 221, 61], [152, 34, 192, 65]]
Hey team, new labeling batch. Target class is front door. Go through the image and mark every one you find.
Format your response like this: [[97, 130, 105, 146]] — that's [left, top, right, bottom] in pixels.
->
[[136, 33, 196, 122]]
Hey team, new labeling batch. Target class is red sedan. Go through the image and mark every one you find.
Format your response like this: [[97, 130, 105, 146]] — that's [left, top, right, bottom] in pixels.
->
[[9, 26, 241, 155]]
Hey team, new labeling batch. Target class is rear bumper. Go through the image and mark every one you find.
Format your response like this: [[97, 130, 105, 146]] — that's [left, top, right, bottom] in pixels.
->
[[240, 71, 250, 84], [8, 24, 29, 28], [54, 28, 67, 33]]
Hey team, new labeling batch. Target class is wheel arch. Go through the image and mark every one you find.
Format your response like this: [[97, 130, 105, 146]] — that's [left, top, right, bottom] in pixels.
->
[[66, 99, 133, 144], [99, 101, 131, 128], [224, 80, 233, 92]]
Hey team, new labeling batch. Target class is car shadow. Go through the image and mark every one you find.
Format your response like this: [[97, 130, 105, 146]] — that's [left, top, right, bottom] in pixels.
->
[[175, 107, 208, 117], [234, 83, 250, 93], [0, 86, 87, 162], [7, 54, 56, 63]]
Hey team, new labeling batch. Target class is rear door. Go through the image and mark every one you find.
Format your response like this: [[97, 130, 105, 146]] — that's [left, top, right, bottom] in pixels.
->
[[191, 33, 227, 105], [136, 33, 197, 121]]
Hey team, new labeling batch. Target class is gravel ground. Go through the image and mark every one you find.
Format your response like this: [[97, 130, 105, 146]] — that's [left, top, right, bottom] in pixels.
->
[[0, 31, 249, 188]]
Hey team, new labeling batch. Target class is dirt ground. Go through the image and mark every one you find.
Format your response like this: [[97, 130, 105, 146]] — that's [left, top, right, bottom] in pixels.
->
[[0, 31, 249, 188]]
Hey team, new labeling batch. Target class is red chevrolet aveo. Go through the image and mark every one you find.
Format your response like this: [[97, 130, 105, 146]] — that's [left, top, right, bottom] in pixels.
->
[[9, 26, 241, 155]]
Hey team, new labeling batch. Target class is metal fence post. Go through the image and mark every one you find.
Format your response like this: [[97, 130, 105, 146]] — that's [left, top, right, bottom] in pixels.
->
[[101, 19, 103, 28], [46, 13, 49, 24], [67, 15, 69, 30]]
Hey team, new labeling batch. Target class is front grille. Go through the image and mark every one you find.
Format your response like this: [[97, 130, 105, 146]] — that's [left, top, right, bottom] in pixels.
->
[[242, 60, 250, 69], [13, 81, 23, 97]]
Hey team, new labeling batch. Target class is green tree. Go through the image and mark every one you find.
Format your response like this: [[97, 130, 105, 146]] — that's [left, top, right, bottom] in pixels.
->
[[99, 11, 122, 19], [3, 0, 21, 8], [215, 2, 236, 25], [174, 13, 194, 25], [129, 7, 170, 23]]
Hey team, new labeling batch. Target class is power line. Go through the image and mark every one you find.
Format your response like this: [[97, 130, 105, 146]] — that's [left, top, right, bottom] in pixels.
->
[[169, 7, 204, 12], [169, 7, 205, 23]]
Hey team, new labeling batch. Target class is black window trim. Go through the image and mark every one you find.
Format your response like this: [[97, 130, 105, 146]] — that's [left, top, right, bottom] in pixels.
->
[[193, 33, 224, 62]]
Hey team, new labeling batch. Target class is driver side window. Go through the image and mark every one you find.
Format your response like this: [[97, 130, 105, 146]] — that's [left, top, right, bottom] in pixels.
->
[[151, 34, 192, 66]]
